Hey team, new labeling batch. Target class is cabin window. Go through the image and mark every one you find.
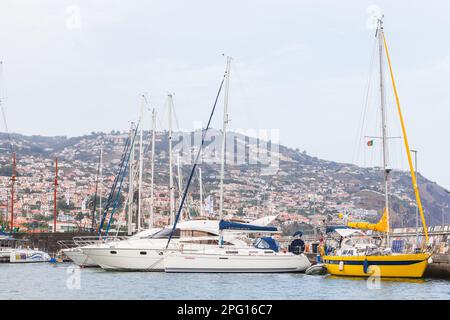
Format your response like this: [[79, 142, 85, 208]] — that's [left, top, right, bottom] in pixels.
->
[[180, 230, 217, 238], [181, 239, 221, 245], [140, 251, 147, 255], [110, 251, 117, 254]]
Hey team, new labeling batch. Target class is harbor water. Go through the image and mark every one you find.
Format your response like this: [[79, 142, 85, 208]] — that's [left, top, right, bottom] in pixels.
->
[[1, 263, 449, 300]]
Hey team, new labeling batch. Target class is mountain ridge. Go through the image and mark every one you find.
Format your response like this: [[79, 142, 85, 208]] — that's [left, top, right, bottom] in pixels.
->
[[1, 130, 449, 228]]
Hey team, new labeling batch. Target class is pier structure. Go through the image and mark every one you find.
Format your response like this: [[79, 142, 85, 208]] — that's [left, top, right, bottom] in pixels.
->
[[9, 231, 121, 256]]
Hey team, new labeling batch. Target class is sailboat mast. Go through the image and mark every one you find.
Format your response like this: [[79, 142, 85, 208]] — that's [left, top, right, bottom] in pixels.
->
[[377, 19, 391, 244], [198, 167, 203, 216], [53, 157, 58, 233], [168, 94, 175, 224], [127, 124, 136, 235], [149, 108, 156, 228], [137, 95, 145, 231], [219, 56, 231, 219], [92, 151, 101, 231], [99, 147, 103, 227], [10, 152, 16, 231], [177, 155, 183, 221]]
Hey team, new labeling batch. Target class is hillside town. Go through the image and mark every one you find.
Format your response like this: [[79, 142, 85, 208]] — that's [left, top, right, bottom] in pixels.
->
[[0, 131, 448, 233]]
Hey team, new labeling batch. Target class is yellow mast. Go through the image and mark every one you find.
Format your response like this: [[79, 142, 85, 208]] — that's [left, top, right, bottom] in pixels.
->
[[382, 27, 429, 245]]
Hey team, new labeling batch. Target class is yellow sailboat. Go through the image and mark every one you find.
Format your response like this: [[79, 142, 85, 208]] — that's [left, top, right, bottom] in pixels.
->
[[323, 18, 432, 278]]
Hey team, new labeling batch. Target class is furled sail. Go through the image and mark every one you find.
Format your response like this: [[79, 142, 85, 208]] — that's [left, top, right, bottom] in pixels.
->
[[347, 209, 388, 233]]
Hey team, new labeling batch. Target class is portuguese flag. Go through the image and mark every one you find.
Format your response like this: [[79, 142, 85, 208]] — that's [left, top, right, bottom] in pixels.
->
[[367, 140, 374, 147]]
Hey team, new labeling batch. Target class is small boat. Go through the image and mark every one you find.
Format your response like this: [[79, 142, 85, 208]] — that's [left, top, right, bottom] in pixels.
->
[[305, 263, 328, 276], [1, 233, 50, 263], [9, 249, 50, 263]]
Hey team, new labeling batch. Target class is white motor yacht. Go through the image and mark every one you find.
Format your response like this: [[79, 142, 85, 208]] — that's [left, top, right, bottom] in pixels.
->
[[81, 220, 248, 271], [60, 228, 162, 267]]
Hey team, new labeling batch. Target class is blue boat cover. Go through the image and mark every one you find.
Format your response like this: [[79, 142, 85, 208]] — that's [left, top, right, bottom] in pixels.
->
[[219, 220, 277, 232], [254, 237, 279, 252], [292, 231, 303, 237]]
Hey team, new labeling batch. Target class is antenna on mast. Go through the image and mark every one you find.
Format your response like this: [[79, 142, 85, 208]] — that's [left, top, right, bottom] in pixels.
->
[[167, 94, 175, 225], [375, 15, 384, 37]]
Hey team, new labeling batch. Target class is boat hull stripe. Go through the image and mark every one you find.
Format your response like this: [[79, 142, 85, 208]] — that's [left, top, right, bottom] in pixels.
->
[[325, 259, 424, 266]]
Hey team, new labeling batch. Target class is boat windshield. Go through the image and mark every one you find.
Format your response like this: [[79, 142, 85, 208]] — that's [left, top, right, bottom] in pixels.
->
[[342, 235, 375, 247], [351, 237, 373, 245], [150, 228, 180, 239]]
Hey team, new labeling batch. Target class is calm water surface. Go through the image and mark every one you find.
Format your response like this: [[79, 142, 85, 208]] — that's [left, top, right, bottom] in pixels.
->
[[1, 263, 449, 300]]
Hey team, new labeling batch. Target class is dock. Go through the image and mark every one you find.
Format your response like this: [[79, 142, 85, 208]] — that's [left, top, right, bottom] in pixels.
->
[[10, 232, 96, 256], [425, 254, 450, 278]]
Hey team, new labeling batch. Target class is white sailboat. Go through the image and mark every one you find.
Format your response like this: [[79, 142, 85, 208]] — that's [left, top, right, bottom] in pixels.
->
[[163, 56, 311, 273], [164, 220, 311, 273]]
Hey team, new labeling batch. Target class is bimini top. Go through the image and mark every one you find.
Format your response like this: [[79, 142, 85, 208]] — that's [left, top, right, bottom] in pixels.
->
[[219, 220, 278, 232]]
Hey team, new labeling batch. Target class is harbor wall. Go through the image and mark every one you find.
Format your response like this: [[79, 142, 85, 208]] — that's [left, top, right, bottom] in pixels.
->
[[12, 232, 95, 255], [425, 254, 450, 279]]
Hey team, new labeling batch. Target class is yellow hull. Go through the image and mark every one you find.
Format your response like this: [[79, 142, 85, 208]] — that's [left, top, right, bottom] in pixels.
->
[[323, 253, 430, 278]]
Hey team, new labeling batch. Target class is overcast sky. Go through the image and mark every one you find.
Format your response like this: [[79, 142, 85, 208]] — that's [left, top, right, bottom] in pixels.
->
[[0, 0, 449, 189]]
